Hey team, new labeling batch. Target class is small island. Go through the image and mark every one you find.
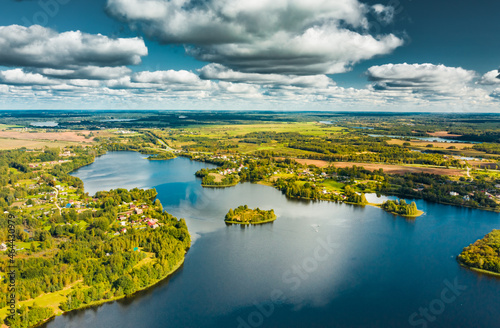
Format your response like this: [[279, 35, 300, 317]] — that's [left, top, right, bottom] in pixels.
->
[[225, 205, 277, 225], [458, 229, 500, 276], [380, 199, 423, 218], [195, 168, 239, 187]]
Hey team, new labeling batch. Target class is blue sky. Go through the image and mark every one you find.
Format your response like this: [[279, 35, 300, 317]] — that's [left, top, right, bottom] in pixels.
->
[[0, 0, 499, 111]]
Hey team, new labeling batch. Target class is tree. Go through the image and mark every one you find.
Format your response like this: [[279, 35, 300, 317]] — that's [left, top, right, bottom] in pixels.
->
[[30, 242, 36, 253], [360, 193, 367, 205]]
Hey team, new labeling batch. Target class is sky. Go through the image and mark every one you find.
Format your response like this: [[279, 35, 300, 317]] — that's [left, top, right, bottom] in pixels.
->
[[0, 0, 499, 111]]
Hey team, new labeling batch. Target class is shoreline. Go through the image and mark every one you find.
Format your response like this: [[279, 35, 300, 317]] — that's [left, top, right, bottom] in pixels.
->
[[225, 217, 277, 225], [201, 182, 239, 188], [458, 261, 500, 278], [32, 255, 186, 328]]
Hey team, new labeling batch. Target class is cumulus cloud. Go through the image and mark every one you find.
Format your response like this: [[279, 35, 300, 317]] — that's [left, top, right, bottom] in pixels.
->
[[106, 0, 403, 75], [106, 70, 214, 92], [477, 69, 500, 85], [366, 63, 476, 95], [198, 64, 334, 88], [132, 70, 202, 85], [39, 66, 132, 80], [0, 69, 57, 85], [0, 25, 147, 69]]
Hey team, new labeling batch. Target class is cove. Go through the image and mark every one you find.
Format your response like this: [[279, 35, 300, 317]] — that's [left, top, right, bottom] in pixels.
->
[[42, 151, 500, 328]]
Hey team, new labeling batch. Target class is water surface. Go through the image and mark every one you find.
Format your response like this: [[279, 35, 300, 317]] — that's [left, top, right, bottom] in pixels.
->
[[45, 151, 500, 328]]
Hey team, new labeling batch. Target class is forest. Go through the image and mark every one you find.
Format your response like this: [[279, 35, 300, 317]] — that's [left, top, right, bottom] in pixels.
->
[[0, 145, 190, 327], [1, 188, 190, 327], [458, 230, 500, 274]]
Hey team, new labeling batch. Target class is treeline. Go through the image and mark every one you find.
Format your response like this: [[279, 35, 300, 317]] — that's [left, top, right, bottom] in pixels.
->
[[275, 178, 324, 200], [473, 143, 500, 154], [288, 138, 462, 167], [4, 305, 54, 328]]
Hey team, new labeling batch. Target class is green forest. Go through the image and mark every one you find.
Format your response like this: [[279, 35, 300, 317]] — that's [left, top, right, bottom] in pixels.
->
[[458, 229, 500, 275], [381, 199, 421, 217]]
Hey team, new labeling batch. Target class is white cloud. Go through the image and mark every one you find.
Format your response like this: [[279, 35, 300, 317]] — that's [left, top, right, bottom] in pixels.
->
[[40, 66, 132, 80], [0, 25, 147, 69], [0, 69, 57, 85], [132, 70, 202, 85], [367, 63, 476, 95], [371, 4, 394, 24], [477, 69, 500, 85], [106, 0, 403, 75], [198, 64, 335, 88]]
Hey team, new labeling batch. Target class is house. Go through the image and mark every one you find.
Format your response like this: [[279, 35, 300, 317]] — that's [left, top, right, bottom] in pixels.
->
[[134, 208, 143, 215], [118, 215, 127, 221], [120, 228, 127, 234], [463, 195, 470, 201], [449, 192, 459, 196], [129, 204, 136, 209], [120, 221, 127, 226], [0, 243, 7, 251], [65, 203, 72, 208], [133, 247, 140, 252], [146, 218, 159, 229]]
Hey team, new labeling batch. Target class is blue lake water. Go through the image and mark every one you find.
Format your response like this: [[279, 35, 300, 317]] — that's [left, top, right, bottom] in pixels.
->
[[43, 151, 500, 328]]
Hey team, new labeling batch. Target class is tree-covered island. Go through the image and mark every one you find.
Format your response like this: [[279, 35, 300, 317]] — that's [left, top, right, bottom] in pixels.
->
[[224, 205, 276, 225], [380, 199, 423, 218], [458, 229, 500, 276]]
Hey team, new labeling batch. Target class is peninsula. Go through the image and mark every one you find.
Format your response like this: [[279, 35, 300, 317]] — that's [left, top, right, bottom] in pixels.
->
[[458, 229, 500, 276]]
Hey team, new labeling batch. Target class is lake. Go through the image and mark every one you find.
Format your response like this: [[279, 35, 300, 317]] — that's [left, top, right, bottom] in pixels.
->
[[29, 121, 58, 127], [44, 151, 500, 328]]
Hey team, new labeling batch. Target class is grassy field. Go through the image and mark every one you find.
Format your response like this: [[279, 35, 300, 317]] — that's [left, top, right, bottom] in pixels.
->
[[178, 122, 345, 138], [133, 251, 155, 269], [386, 138, 473, 150], [0, 280, 83, 321], [287, 158, 466, 176], [208, 172, 224, 182], [0, 124, 24, 130], [0, 138, 75, 150], [320, 179, 345, 192]]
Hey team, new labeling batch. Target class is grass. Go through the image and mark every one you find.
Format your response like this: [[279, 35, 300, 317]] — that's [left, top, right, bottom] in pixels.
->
[[320, 179, 345, 192], [14, 241, 40, 250], [0, 124, 24, 130], [133, 251, 155, 269], [178, 122, 344, 138], [0, 280, 83, 319], [208, 172, 224, 183], [0, 138, 75, 150], [458, 262, 500, 278]]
